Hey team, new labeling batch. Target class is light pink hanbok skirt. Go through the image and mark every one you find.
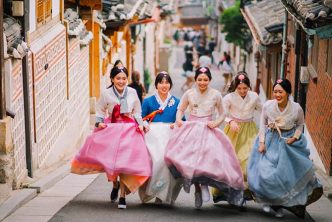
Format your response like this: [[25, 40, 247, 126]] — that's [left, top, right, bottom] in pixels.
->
[[164, 115, 244, 205]]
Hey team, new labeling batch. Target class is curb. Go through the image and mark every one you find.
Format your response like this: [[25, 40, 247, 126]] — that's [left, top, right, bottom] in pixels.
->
[[29, 164, 70, 193], [0, 163, 70, 221], [0, 189, 37, 221]]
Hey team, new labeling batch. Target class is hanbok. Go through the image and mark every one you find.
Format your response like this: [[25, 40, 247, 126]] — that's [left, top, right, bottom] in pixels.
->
[[247, 100, 322, 208], [164, 87, 245, 205], [71, 87, 151, 192], [212, 91, 261, 202], [139, 94, 183, 204]]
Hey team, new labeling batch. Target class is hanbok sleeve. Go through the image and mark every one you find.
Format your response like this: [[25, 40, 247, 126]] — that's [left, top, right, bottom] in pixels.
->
[[95, 91, 108, 123], [176, 91, 189, 121], [177, 91, 189, 112], [259, 103, 268, 143], [223, 95, 232, 123], [132, 91, 144, 126], [255, 96, 262, 112], [214, 93, 226, 126], [141, 98, 149, 119], [293, 104, 304, 140]]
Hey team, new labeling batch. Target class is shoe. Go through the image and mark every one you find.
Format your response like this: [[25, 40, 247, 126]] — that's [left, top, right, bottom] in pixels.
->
[[284, 205, 306, 218], [183, 179, 191, 193], [110, 181, 120, 202], [195, 191, 203, 209], [262, 204, 271, 213], [201, 185, 210, 202], [274, 208, 284, 218], [155, 197, 162, 204], [118, 197, 126, 209]]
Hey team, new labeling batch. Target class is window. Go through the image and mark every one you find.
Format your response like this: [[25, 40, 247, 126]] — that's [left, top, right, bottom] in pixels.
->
[[326, 40, 332, 77], [36, 0, 52, 27]]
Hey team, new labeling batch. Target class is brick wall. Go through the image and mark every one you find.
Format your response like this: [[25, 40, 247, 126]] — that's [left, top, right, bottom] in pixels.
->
[[306, 38, 332, 175]]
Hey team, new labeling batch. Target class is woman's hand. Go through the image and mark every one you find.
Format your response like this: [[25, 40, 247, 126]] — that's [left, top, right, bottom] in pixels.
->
[[176, 120, 183, 128], [170, 123, 175, 129], [138, 125, 144, 133], [207, 121, 219, 129], [286, 137, 297, 145], [143, 125, 150, 133], [258, 142, 266, 154], [229, 120, 240, 132], [97, 122, 107, 129]]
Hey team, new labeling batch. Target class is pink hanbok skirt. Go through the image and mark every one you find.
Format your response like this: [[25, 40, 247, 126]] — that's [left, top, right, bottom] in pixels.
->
[[71, 112, 151, 192], [164, 115, 245, 205]]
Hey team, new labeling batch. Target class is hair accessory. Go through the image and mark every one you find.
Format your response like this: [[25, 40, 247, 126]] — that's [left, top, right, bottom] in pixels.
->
[[276, 79, 283, 84], [118, 66, 124, 70], [200, 67, 207, 73], [160, 71, 168, 75], [238, 74, 245, 80]]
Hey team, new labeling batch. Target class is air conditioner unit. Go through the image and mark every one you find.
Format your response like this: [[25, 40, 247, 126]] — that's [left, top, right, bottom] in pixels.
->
[[300, 66, 309, 84]]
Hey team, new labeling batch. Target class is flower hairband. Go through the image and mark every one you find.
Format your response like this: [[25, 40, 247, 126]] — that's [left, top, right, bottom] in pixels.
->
[[238, 74, 245, 81], [200, 67, 207, 73], [160, 71, 168, 75], [276, 79, 283, 84], [118, 66, 124, 70]]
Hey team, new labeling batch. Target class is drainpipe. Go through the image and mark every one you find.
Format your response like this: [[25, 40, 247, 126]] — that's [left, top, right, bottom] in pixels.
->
[[21, 0, 33, 177], [294, 27, 301, 102], [280, 9, 288, 78], [0, 0, 6, 120]]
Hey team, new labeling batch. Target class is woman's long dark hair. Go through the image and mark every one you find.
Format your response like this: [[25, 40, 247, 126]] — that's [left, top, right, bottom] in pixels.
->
[[228, 71, 251, 93], [273, 78, 292, 94], [108, 66, 128, 88], [195, 66, 212, 80], [154, 71, 173, 89]]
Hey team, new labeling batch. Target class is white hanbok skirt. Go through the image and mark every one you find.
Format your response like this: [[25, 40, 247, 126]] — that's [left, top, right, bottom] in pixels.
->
[[139, 123, 182, 204]]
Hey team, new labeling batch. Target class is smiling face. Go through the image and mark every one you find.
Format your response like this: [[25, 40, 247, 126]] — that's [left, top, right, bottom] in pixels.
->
[[273, 84, 288, 105], [196, 73, 210, 92], [236, 83, 249, 98], [156, 78, 171, 95], [112, 72, 128, 93]]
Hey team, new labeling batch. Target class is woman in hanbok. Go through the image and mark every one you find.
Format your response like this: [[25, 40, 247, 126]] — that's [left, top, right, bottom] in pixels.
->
[[139, 72, 183, 205], [71, 66, 151, 209], [164, 66, 245, 209], [212, 72, 261, 203], [247, 78, 322, 218]]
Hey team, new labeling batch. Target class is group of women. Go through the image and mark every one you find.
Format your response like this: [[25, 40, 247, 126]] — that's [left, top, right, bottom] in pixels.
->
[[71, 63, 323, 218]]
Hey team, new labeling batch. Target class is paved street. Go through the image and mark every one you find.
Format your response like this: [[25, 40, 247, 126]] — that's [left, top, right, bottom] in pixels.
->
[[49, 174, 313, 222]]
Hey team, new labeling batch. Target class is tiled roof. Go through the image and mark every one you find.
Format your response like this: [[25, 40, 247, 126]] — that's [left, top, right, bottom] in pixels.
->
[[280, 0, 332, 28], [3, 16, 29, 59], [244, 0, 285, 45]]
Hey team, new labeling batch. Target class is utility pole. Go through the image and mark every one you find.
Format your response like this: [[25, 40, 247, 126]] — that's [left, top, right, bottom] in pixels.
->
[[0, 0, 6, 120]]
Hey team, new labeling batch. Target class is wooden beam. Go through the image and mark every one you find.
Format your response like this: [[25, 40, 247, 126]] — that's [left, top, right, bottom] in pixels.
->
[[0, 0, 5, 119]]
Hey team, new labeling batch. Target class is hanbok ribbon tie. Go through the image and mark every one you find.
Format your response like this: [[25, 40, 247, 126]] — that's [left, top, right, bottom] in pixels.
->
[[143, 109, 163, 123], [112, 86, 129, 114], [268, 117, 286, 138]]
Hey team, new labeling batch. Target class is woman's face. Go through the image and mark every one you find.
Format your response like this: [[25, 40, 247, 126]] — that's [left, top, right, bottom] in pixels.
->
[[236, 83, 249, 97], [273, 84, 288, 105], [156, 78, 171, 95], [196, 73, 210, 92], [112, 72, 128, 92]]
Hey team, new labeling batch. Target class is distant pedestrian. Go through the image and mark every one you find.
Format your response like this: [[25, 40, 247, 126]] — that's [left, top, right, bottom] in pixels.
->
[[198, 50, 212, 68], [128, 70, 145, 104], [218, 52, 233, 93], [247, 79, 323, 218], [208, 38, 216, 64]]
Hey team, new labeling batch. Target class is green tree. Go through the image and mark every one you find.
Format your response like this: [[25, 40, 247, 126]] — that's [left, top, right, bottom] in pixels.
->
[[220, 1, 251, 49]]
